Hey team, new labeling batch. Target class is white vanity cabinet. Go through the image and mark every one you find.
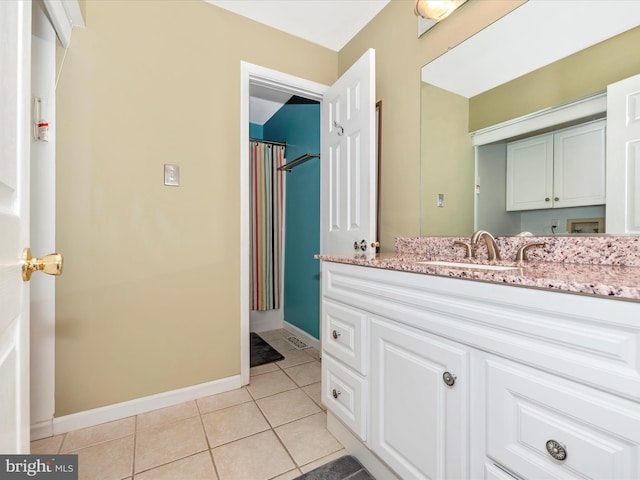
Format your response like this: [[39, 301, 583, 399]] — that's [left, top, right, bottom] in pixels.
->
[[506, 120, 605, 211], [320, 260, 640, 480]]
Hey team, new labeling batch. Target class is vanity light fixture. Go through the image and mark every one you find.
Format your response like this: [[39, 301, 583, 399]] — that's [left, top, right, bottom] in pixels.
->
[[415, 0, 467, 37]]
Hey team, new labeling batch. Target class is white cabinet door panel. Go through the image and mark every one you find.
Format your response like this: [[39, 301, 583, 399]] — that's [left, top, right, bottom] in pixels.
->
[[553, 120, 606, 208], [506, 134, 553, 211], [370, 317, 469, 480]]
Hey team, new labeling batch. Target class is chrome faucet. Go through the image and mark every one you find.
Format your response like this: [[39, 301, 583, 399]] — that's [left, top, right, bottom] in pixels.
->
[[470, 230, 501, 261]]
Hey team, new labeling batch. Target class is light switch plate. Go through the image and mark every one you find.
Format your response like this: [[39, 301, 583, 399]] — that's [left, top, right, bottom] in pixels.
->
[[164, 164, 180, 186], [437, 193, 444, 207]]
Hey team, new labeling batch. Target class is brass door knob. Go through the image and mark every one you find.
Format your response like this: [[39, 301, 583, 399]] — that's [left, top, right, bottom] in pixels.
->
[[22, 248, 63, 282]]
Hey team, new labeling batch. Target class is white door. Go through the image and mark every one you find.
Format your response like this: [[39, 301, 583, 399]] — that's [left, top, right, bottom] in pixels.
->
[[321, 49, 377, 255], [606, 73, 640, 234], [0, 0, 32, 454]]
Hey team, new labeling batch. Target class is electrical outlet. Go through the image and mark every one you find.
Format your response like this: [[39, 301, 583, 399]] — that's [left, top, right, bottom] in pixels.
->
[[551, 219, 559, 228]]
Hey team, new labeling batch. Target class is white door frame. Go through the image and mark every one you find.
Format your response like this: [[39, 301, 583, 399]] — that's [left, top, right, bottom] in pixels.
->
[[30, 1, 58, 441], [239, 62, 328, 384]]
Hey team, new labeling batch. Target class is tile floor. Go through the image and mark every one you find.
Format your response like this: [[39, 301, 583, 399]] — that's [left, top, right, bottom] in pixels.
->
[[30, 329, 348, 480]]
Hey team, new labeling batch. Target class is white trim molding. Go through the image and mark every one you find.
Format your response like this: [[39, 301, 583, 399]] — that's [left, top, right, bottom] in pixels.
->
[[36, 375, 241, 439], [240, 61, 328, 386], [471, 92, 607, 147], [42, 0, 84, 48]]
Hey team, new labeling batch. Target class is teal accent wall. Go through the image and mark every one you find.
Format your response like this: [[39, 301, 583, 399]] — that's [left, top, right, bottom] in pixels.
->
[[249, 123, 263, 139], [263, 98, 320, 339]]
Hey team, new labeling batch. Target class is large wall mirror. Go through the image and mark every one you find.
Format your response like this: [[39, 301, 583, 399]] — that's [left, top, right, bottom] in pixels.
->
[[420, 1, 640, 236]]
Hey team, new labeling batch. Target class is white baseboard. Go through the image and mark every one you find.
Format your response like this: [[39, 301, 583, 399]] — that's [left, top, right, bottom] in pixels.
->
[[250, 310, 283, 333], [283, 321, 320, 350], [50, 375, 241, 437], [31, 419, 54, 441]]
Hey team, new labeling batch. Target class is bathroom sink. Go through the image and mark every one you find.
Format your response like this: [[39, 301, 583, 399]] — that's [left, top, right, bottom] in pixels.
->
[[416, 260, 520, 271]]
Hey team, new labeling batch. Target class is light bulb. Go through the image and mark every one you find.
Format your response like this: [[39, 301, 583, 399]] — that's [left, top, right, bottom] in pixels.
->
[[416, 0, 457, 21]]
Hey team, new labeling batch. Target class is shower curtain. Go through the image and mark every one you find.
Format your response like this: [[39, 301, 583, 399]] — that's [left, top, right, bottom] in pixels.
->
[[250, 141, 285, 311]]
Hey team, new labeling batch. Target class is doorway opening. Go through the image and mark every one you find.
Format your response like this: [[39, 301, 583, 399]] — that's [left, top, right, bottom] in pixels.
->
[[239, 63, 328, 385]]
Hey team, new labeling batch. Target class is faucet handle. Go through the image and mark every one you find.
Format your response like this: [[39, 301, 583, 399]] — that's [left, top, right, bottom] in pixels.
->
[[453, 241, 472, 258], [516, 242, 546, 262]]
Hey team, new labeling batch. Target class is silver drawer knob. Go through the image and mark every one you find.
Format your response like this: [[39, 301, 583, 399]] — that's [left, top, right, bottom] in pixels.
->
[[442, 371, 456, 387], [546, 440, 567, 462], [332, 389, 341, 399], [332, 330, 340, 340]]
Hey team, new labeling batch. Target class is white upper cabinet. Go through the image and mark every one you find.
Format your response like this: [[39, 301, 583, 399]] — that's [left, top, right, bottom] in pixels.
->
[[506, 120, 606, 211], [553, 121, 607, 208], [506, 134, 554, 211]]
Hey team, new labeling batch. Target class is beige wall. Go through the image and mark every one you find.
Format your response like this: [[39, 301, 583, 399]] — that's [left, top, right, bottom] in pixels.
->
[[420, 83, 473, 235], [55, 0, 337, 416], [338, 0, 525, 248], [470, 26, 640, 131]]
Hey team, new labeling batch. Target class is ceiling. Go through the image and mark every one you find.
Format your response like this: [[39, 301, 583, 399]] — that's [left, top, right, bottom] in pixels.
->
[[205, 0, 389, 52], [422, 0, 640, 98], [204, 0, 390, 125]]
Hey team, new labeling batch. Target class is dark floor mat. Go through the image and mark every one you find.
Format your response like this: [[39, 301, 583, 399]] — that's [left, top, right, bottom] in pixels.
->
[[250, 332, 284, 367], [293, 455, 375, 480]]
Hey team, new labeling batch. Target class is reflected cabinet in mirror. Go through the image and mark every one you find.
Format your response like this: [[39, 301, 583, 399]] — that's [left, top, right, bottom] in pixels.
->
[[420, 1, 640, 236]]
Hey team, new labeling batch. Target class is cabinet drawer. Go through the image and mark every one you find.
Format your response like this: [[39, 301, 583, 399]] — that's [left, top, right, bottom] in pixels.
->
[[486, 358, 640, 479], [322, 354, 367, 441], [322, 299, 367, 374]]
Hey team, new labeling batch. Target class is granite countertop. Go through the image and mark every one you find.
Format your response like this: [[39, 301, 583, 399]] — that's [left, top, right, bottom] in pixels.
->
[[317, 236, 640, 302]]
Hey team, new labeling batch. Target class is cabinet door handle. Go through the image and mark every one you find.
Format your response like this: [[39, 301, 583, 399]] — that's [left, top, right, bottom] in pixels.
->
[[332, 388, 341, 399], [332, 330, 341, 340], [545, 440, 567, 462], [554, 197, 560, 201], [545, 197, 550, 202], [442, 371, 456, 387]]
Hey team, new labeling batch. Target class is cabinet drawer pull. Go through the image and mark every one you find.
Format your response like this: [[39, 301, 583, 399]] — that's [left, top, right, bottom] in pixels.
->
[[545, 440, 567, 462], [545, 197, 550, 202], [332, 330, 341, 340], [442, 371, 456, 387], [332, 388, 341, 399]]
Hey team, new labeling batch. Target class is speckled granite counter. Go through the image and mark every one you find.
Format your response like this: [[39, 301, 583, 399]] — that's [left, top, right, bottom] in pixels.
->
[[317, 235, 640, 302]]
